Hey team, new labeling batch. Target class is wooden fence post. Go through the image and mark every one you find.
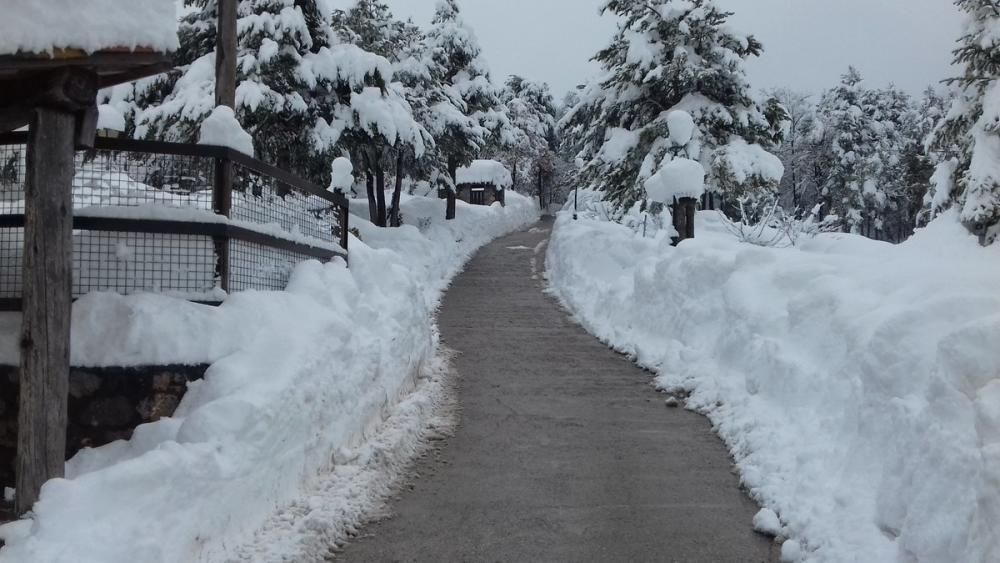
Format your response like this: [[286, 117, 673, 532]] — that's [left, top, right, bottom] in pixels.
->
[[215, 0, 238, 110], [16, 107, 76, 515], [213, 155, 233, 293]]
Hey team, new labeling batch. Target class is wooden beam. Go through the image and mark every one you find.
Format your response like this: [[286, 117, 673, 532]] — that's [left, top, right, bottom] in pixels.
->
[[16, 107, 76, 515], [0, 106, 29, 134], [215, 0, 238, 109]]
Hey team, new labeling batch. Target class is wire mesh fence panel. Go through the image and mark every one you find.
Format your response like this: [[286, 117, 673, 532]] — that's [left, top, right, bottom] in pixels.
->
[[231, 162, 342, 245], [0, 136, 347, 309], [73, 231, 218, 299], [228, 239, 319, 293], [73, 149, 215, 211], [0, 227, 23, 299]]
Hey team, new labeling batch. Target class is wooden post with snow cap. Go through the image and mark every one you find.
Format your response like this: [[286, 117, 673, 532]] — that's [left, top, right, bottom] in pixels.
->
[[213, 0, 238, 291]]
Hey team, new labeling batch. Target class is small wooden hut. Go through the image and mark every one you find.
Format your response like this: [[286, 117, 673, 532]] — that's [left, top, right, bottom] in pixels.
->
[[456, 160, 512, 207]]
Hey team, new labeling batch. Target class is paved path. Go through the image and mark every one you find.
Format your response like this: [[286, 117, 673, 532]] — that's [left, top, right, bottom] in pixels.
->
[[338, 218, 777, 563]]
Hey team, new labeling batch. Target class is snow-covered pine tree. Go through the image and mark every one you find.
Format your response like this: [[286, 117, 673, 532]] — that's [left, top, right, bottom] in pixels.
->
[[926, 0, 1000, 243], [817, 69, 915, 239], [560, 0, 784, 213], [496, 76, 558, 199], [425, 0, 512, 219], [130, 0, 427, 201], [330, 0, 432, 227], [768, 89, 823, 212]]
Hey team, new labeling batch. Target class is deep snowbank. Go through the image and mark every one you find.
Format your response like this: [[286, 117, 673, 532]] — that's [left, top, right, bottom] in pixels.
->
[[547, 209, 1000, 563], [0, 193, 538, 563]]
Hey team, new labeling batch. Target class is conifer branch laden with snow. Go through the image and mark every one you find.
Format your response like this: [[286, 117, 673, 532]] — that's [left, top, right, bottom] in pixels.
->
[[927, 0, 1000, 243], [559, 0, 786, 214]]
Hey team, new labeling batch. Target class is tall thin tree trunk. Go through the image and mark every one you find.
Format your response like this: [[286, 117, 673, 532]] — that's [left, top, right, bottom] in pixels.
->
[[446, 154, 458, 220], [375, 150, 387, 228], [364, 152, 377, 224], [390, 151, 405, 227]]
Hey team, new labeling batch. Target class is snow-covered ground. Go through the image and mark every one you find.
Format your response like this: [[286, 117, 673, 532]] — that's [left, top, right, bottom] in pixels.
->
[[0, 192, 539, 563], [546, 204, 1000, 563]]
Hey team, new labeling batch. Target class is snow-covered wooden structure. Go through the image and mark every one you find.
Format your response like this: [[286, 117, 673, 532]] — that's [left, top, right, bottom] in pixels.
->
[[456, 160, 512, 207], [0, 0, 178, 516]]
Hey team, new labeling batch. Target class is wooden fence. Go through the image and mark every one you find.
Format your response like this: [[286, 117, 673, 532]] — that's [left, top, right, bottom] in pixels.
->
[[0, 132, 349, 310]]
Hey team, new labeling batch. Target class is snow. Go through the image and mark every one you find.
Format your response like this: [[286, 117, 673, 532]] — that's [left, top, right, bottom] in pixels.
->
[[0, 191, 539, 563], [456, 160, 513, 188], [667, 110, 696, 146], [97, 104, 126, 133], [329, 157, 354, 192], [644, 157, 706, 202], [546, 208, 1000, 563], [0, 0, 179, 55], [712, 138, 785, 186], [753, 507, 783, 537], [198, 106, 255, 157]]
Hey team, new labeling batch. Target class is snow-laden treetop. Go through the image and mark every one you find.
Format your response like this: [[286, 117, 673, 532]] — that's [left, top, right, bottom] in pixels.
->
[[456, 160, 513, 188], [0, 0, 179, 56]]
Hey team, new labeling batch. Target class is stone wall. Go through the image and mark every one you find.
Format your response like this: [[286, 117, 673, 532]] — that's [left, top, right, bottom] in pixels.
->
[[0, 365, 208, 490]]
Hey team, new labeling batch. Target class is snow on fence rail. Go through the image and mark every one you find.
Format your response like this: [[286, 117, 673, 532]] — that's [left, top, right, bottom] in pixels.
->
[[0, 132, 349, 310]]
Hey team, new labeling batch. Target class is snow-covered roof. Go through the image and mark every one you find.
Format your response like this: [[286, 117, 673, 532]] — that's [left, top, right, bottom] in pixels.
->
[[0, 0, 179, 56], [456, 160, 513, 188]]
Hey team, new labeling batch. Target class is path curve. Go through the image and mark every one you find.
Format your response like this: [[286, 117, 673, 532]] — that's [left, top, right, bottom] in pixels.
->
[[337, 218, 777, 562]]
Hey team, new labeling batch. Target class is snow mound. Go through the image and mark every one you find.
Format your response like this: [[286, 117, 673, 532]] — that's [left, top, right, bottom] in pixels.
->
[[0, 0, 179, 55], [0, 193, 540, 563], [198, 106, 254, 157], [456, 159, 513, 188], [667, 110, 696, 146], [329, 157, 354, 192], [547, 210, 1000, 563], [96, 104, 125, 133], [645, 157, 706, 202]]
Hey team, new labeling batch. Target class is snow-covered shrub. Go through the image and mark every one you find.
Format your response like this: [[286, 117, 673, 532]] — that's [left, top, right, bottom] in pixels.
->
[[720, 197, 839, 248]]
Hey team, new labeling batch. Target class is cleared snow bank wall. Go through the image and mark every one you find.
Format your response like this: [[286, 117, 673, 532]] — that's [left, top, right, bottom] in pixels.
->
[[0, 192, 539, 563], [547, 210, 1000, 563]]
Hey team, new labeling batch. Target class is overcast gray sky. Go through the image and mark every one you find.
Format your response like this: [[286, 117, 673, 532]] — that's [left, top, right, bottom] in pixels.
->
[[383, 0, 964, 100]]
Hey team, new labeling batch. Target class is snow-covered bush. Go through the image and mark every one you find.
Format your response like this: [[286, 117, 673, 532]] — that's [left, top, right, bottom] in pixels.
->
[[720, 197, 839, 248]]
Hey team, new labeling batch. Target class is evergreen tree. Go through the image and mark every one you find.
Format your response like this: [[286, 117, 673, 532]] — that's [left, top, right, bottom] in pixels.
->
[[330, 1, 432, 226], [817, 68, 913, 238], [927, 0, 1000, 243], [425, 0, 512, 219], [496, 75, 558, 201], [560, 0, 784, 213], [769, 89, 823, 212], [129, 0, 427, 201]]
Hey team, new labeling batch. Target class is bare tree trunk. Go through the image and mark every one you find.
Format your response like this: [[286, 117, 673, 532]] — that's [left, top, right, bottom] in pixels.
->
[[375, 151, 387, 228], [390, 151, 404, 227], [364, 151, 377, 225], [446, 154, 458, 220]]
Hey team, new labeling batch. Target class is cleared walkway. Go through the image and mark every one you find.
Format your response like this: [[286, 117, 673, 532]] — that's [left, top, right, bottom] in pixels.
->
[[338, 218, 777, 562]]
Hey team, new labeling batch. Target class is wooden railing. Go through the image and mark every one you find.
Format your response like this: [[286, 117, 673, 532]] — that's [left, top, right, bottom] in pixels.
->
[[0, 132, 349, 310]]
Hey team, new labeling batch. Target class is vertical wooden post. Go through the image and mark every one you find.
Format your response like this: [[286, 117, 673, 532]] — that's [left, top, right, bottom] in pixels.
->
[[213, 0, 237, 293], [446, 155, 458, 220], [683, 197, 696, 239], [213, 155, 233, 293], [16, 108, 75, 515], [215, 0, 238, 110]]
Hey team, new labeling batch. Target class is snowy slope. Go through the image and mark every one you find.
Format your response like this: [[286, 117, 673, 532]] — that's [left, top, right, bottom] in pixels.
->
[[0, 192, 539, 563], [546, 208, 1000, 563]]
